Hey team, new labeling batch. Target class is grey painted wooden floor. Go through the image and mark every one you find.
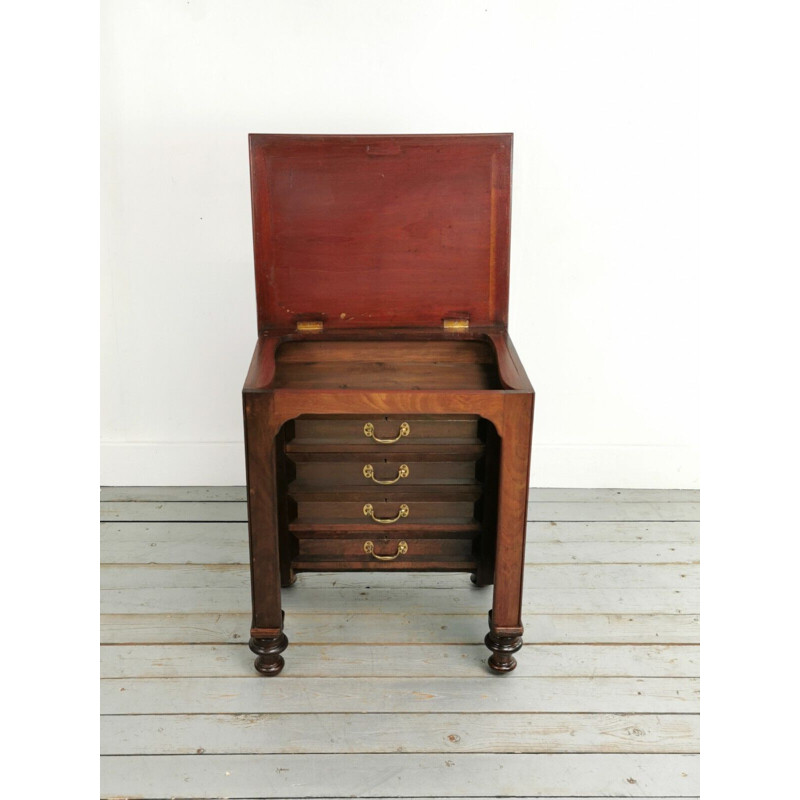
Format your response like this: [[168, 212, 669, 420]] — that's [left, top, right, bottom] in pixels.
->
[[100, 487, 699, 799]]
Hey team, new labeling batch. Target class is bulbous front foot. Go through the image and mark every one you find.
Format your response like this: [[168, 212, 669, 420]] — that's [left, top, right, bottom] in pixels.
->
[[249, 632, 288, 676], [485, 630, 523, 672], [485, 611, 523, 673]]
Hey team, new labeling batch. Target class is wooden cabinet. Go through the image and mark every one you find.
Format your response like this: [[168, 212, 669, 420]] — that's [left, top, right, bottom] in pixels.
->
[[243, 134, 534, 675]]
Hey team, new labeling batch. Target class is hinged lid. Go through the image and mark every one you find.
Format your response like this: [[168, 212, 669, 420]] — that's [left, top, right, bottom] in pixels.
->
[[249, 134, 512, 332]]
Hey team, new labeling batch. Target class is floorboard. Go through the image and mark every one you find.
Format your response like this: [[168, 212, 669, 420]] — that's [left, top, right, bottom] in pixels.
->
[[101, 712, 699, 754], [100, 753, 699, 798], [99, 486, 700, 799], [102, 676, 698, 714]]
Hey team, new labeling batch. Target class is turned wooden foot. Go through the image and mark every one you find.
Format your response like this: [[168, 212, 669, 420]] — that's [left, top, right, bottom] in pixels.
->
[[249, 632, 288, 676], [485, 611, 523, 672], [485, 630, 522, 672], [470, 572, 490, 587]]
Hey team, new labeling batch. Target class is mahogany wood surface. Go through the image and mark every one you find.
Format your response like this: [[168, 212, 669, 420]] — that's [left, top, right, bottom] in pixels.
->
[[274, 341, 500, 390], [292, 460, 477, 485], [293, 501, 478, 525], [277, 341, 495, 363], [290, 415, 482, 442], [285, 441, 486, 455], [243, 134, 534, 676], [296, 535, 477, 559], [249, 134, 511, 332], [288, 485, 483, 501]]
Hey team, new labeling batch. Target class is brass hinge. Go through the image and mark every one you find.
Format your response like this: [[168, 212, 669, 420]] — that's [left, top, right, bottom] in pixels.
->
[[296, 320, 324, 333], [443, 318, 469, 330]]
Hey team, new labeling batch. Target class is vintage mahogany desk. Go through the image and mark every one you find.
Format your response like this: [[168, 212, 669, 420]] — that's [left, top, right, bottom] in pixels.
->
[[243, 134, 534, 675]]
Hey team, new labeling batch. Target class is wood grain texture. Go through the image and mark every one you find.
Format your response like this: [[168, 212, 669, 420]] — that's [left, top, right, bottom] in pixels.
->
[[102, 676, 699, 715], [101, 712, 699, 754], [274, 350, 500, 390], [273, 361, 500, 390], [100, 753, 698, 797], [100, 643, 699, 679], [278, 341, 496, 363], [249, 134, 511, 332], [242, 394, 283, 634], [492, 393, 534, 635], [294, 459, 478, 485]]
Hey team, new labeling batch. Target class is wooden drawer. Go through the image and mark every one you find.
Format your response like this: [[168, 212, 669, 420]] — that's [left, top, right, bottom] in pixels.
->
[[287, 416, 482, 451], [291, 458, 478, 487], [291, 498, 479, 527], [292, 530, 479, 571]]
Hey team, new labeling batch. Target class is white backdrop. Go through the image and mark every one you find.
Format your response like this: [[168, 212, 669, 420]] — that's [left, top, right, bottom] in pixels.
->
[[100, 0, 698, 488]]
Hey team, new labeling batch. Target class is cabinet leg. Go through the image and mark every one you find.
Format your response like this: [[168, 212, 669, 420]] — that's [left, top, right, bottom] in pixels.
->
[[249, 628, 289, 676], [243, 394, 286, 675], [486, 394, 533, 673]]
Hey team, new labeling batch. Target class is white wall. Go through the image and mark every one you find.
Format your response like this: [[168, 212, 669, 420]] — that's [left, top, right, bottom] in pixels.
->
[[101, 0, 698, 488]]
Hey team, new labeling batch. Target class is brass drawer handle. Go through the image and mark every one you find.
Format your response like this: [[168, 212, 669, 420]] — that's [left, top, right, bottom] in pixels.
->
[[364, 539, 409, 561], [363, 503, 409, 524], [363, 421, 410, 443], [363, 464, 409, 485]]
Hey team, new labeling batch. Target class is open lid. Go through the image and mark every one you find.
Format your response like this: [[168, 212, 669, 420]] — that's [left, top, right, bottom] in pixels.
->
[[249, 133, 511, 332]]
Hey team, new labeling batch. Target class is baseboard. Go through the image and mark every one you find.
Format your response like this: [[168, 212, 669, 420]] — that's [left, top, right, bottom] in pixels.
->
[[101, 441, 699, 489]]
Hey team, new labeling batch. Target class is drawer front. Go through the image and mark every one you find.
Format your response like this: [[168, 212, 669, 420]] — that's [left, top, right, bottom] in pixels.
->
[[292, 532, 478, 570], [293, 499, 478, 526], [290, 417, 480, 447], [292, 459, 477, 487]]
